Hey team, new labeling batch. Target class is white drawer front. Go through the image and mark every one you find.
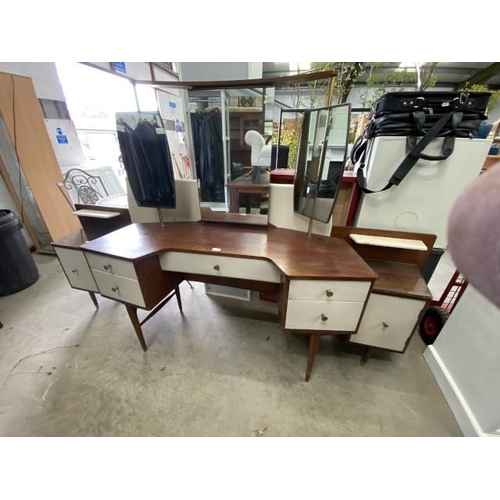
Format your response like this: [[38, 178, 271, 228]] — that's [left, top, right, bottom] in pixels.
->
[[85, 252, 137, 280], [160, 252, 281, 283], [350, 294, 427, 352], [288, 279, 370, 302], [54, 247, 98, 292], [285, 300, 364, 331], [92, 270, 145, 307]]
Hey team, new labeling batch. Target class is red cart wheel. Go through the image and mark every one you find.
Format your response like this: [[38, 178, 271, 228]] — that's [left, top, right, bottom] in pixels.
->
[[419, 306, 450, 345]]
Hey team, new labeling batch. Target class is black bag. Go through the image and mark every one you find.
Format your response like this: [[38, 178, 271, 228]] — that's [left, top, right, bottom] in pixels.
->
[[352, 91, 490, 194]]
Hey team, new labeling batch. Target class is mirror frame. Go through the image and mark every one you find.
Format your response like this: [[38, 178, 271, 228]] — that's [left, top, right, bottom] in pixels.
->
[[283, 103, 351, 224]]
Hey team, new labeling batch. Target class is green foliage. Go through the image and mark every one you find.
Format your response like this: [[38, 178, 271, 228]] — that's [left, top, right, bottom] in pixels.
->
[[308, 62, 365, 106], [360, 63, 438, 108], [279, 118, 302, 169]]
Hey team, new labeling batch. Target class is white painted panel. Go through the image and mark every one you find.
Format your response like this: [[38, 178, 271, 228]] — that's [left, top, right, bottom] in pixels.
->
[[285, 300, 364, 331], [85, 252, 137, 280], [54, 247, 98, 292], [44, 118, 86, 168], [121, 62, 152, 80], [160, 252, 281, 283], [288, 279, 370, 302], [350, 294, 426, 352], [268, 184, 331, 236], [127, 179, 201, 223], [349, 234, 428, 251], [92, 270, 145, 307], [427, 286, 500, 435], [354, 137, 491, 247]]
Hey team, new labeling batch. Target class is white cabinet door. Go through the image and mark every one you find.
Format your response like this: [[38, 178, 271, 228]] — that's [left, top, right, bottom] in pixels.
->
[[350, 293, 427, 352], [54, 247, 98, 292]]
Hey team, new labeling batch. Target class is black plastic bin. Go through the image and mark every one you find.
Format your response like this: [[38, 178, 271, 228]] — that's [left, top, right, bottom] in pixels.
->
[[0, 210, 39, 296]]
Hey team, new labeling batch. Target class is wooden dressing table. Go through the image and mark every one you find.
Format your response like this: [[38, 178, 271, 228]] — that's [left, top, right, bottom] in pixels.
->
[[52, 222, 377, 381]]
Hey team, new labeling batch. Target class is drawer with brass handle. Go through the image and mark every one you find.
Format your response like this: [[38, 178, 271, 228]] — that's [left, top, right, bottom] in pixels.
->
[[285, 300, 364, 331], [160, 251, 281, 283], [288, 279, 370, 302], [92, 270, 145, 307], [85, 252, 137, 280]]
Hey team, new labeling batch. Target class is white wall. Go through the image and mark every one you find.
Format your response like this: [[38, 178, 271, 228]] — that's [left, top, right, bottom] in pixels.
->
[[179, 62, 251, 81], [0, 62, 65, 100], [424, 286, 500, 436]]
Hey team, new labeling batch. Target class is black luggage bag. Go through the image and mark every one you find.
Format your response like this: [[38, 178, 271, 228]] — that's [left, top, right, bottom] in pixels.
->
[[352, 91, 491, 194], [367, 91, 490, 138]]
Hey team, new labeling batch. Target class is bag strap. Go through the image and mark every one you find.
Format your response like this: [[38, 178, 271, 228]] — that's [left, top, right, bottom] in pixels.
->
[[407, 135, 455, 161], [356, 110, 458, 194]]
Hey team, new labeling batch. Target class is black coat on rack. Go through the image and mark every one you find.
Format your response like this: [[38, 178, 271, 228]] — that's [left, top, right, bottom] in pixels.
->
[[198, 110, 225, 203], [117, 120, 176, 208]]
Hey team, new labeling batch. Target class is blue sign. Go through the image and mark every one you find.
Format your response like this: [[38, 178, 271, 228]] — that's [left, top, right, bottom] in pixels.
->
[[56, 127, 68, 144], [114, 62, 127, 74]]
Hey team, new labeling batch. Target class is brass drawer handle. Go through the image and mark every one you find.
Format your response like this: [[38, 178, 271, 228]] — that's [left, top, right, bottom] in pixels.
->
[[103, 264, 112, 272], [213, 264, 220, 271], [111, 286, 120, 293], [321, 314, 328, 322], [326, 289, 333, 297]]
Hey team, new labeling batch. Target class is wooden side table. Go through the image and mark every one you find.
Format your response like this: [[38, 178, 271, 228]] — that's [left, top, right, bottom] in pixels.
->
[[227, 172, 270, 213]]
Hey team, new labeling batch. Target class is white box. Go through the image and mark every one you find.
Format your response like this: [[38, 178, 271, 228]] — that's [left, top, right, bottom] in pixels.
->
[[354, 136, 491, 247]]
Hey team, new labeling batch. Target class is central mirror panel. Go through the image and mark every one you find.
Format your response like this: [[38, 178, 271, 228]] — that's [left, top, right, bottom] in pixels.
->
[[187, 87, 280, 225], [289, 103, 351, 224]]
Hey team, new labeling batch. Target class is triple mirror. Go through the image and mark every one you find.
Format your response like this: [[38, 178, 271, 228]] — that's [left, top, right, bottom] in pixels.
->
[[121, 88, 351, 227], [277, 103, 351, 224]]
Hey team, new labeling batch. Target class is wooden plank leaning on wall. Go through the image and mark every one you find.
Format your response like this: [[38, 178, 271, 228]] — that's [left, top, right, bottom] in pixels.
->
[[0, 71, 81, 244]]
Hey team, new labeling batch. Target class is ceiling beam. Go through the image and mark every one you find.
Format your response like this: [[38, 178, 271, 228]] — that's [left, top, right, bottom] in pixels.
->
[[455, 62, 500, 89], [134, 70, 337, 90]]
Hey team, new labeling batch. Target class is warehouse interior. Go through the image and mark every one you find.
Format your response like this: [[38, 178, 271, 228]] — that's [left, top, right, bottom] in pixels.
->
[[0, 58, 498, 498]]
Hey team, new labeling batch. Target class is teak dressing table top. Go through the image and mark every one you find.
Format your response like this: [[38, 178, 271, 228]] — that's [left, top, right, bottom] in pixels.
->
[[366, 259, 432, 301], [78, 222, 377, 281]]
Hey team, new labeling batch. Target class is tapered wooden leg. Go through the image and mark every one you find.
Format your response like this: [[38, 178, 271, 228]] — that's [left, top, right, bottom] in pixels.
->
[[88, 291, 99, 309], [175, 285, 183, 312], [361, 347, 372, 366], [305, 333, 321, 382], [125, 305, 148, 352]]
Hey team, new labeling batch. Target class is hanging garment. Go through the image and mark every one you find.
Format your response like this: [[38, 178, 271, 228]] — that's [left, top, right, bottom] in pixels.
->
[[190, 111, 203, 180], [117, 120, 176, 208], [198, 110, 225, 202]]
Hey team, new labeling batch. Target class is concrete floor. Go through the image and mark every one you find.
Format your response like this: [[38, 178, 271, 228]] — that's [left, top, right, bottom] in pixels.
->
[[0, 253, 462, 436]]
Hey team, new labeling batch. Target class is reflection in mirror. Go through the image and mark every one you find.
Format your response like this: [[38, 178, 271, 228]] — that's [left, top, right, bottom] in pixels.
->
[[116, 111, 176, 208], [293, 103, 351, 223], [187, 87, 275, 225]]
